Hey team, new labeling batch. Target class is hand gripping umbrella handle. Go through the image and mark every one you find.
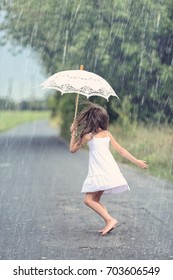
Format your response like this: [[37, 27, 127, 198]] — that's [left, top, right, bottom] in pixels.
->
[[74, 65, 84, 120]]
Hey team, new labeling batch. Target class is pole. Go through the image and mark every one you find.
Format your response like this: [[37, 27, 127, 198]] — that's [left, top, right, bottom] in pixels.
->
[[74, 65, 84, 120]]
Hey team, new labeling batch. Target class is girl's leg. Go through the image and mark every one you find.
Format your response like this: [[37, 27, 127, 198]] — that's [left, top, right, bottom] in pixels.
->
[[93, 191, 107, 211], [93, 192, 118, 233], [84, 192, 118, 235], [92, 192, 108, 232]]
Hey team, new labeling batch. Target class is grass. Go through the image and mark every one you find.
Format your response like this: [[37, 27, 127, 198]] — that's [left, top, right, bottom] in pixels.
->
[[109, 122, 173, 182], [0, 110, 50, 132], [49, 114, 62, 128]]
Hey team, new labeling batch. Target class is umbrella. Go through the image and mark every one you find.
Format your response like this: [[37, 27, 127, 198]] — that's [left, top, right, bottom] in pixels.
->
[[41, 65, 119, 119]]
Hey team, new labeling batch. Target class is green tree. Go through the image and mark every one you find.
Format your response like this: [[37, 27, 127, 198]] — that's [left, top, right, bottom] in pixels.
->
[[1, 0, 172, 136]]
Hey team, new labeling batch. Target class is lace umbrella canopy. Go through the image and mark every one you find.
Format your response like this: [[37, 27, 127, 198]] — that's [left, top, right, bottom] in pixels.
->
[[41, 66, 119, 119]]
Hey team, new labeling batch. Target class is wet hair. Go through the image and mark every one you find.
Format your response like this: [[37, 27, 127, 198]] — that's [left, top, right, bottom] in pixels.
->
[[75, 101, 109, 141]]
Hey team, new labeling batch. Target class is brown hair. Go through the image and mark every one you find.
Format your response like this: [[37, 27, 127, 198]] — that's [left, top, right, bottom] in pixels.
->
[[75, 102, 109, 141]]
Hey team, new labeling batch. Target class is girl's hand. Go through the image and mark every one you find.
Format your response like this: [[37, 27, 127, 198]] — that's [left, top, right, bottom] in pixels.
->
[[137, 160, 148, 169]]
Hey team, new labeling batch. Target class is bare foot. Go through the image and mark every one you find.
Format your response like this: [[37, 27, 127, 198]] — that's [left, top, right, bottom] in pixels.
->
[[98, 225, 115, 233], [98, 226, 109, 233], [98, 219, 118, 233], [101, 219, 118, 236]]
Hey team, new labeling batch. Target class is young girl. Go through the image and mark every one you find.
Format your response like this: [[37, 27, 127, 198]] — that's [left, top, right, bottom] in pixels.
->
[[69, 102, 148, 236]]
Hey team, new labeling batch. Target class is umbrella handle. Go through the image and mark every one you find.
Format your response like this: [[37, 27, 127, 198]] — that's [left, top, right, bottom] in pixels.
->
[[73, 65, 84, 120], [74, 93, 79, 120]]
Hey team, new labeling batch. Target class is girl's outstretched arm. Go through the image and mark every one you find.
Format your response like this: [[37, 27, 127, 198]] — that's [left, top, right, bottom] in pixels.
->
[[108, 131, 148, 169]]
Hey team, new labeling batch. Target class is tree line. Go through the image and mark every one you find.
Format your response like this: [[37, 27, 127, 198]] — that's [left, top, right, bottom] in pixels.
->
[[0, 97, 47, 111], [1, 0, 172, 137]]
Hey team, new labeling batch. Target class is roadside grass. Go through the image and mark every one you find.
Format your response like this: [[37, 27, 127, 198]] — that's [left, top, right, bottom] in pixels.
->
[[0, 110, 50, 132], [49, 114, 62, 128], [109, 122, 173, 182]]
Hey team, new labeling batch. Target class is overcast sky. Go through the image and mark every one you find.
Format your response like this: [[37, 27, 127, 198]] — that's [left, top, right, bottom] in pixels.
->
[[0, 44, 47, 101]]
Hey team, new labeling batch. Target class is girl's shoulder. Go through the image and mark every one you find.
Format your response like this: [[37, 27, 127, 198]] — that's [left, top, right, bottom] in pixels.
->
[[107, 130, 114, 138], [82, 130, 112, 142], [99, 130, 111, 138], [91, 130, 111, 139], [81, 133, 93, 143], [106, 130, 111, 137], [105, 131, 116, 142]]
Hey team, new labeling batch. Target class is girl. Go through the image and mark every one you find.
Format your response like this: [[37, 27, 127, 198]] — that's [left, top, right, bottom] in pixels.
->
[[69, 102, 148, 236]]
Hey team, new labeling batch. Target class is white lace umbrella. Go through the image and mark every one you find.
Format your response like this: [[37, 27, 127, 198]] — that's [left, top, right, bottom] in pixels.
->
[[41, 66, 119, 119]]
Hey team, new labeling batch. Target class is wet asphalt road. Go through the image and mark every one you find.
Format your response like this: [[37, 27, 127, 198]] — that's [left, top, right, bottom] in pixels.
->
[[0, 120, 173, 260]]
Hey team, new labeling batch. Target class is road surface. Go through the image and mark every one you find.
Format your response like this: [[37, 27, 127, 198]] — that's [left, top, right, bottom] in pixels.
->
[[0, 120, 173, 260]]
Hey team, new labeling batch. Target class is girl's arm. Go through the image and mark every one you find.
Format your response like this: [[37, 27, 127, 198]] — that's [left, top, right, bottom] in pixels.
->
[[108, 131, 148, 169], [69, 133, 90, 153], [69, 123, 90, 153], [69, 132, 80, 153]]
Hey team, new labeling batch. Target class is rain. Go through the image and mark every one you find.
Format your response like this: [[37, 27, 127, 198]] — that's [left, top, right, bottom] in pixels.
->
[[0, 0, 173, 268]]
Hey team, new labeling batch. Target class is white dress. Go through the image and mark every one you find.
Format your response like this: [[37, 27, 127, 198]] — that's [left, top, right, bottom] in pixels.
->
[[81, 135, 130, 195]]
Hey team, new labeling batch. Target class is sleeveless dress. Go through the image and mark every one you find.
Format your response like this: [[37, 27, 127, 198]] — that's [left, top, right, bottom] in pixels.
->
[[81, 134, 130, 195]]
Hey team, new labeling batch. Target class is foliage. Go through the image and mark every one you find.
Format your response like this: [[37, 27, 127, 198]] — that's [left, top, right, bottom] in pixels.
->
[[109, 121, 173, 182], [0, 97, 48, 110], [1, 0, 173, 136], [0, 98, 17, 110]]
